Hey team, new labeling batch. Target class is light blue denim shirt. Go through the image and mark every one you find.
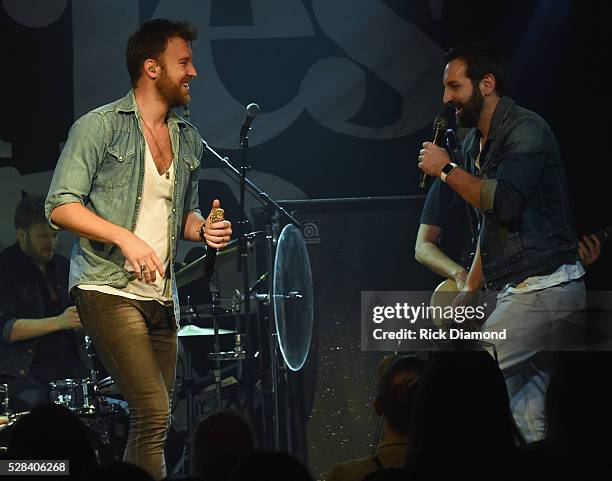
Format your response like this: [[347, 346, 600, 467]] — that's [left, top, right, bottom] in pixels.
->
[[45, 90, 203, 320]]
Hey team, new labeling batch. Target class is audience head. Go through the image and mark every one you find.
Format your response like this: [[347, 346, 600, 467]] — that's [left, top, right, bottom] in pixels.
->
[[373, 355, 425, 436], [546, 353, 612, 463], [82, 461, 154, 481], [227, 450, 313, 481], [191, 411, 255, 481], [363, 467, 407, 481], [407, 351, 518, 478], [7, 403, 98, 479]]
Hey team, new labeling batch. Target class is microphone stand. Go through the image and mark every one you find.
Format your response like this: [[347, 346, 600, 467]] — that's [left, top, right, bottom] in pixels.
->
[[200, 141, 300, 227], [237, 128, 250, 363], [200, 139, 301, 450]]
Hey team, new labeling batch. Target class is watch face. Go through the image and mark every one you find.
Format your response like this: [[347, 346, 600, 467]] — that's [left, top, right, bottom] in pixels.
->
[[442, 163, 454, 174]]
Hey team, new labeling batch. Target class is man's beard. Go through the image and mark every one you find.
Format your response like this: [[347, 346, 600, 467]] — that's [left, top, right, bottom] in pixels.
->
[[157, 69, 190, 108], [455, 83, 484, 128], [23, 239, 53, 265]]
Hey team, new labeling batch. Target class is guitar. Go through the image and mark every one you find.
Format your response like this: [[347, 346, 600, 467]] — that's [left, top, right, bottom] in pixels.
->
[[428, 224, 612, 327], [429, 279, 460, 328], [595, 224, 612, 243]]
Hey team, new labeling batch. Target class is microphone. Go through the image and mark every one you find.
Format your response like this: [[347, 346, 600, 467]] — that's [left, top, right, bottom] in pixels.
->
[[239, 103, 260, 148], [419, 115, 448, 189], [445, 128, 461, 166], [203, 208, 225, 279]]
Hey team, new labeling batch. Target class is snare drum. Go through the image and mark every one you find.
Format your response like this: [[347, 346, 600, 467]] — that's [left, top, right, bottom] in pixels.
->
[[49, 379, 95, 415], [95, 376, 121, 397]]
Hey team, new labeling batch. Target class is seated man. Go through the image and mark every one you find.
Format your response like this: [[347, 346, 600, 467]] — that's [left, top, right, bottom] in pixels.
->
[[325, 356, 425, 481], [0, 194, 88, 412]]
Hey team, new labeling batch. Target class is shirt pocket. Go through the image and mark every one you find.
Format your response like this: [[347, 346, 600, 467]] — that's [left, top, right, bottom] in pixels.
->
[[93, 145, 136, 189], [181, 151, 201, 172]]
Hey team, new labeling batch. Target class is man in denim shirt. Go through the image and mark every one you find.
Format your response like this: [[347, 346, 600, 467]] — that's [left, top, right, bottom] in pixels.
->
[[418, 43, 585, 442], [45, 19, 232, 479]]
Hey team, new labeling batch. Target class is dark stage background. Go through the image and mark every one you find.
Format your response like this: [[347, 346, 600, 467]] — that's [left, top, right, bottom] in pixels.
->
[[1, 1, 610, 478]]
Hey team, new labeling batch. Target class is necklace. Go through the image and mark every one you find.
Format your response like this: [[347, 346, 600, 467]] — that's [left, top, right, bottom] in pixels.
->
[[140, 117, 172, 179]]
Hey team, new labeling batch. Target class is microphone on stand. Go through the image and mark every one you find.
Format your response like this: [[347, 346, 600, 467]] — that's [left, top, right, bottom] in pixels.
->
[[239, 103, 260, 148], [419, 115, 448, 189]]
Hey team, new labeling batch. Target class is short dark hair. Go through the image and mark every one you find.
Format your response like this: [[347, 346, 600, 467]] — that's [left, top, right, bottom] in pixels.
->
[[14, 193, 47, 230], [443, 43, 507, 96], [126, 18, 197, 87], [191, 411, 255, 478], [376, 356, 425, 435]]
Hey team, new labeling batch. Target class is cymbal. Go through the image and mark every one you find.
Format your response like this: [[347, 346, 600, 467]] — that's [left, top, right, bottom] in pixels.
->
[[177, 325, 234, 337], [175, 231, 265, 288], [272, 224, 313, 372]]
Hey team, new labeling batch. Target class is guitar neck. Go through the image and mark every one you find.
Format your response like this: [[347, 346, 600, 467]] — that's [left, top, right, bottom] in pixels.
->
[[595, 225, 612, 244]]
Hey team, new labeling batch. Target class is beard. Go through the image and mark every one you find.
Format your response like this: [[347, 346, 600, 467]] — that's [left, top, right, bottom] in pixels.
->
[[157, 68, 190, 108], [23, 238, 53, 265], [454, 82, 484, 128]]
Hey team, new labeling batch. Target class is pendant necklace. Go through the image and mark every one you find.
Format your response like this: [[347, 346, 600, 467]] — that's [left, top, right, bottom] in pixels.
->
[[141, 118, 172, 179]]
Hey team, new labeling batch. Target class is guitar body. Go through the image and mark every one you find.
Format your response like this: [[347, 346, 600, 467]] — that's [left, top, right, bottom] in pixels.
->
[[429, 279, 460, 328]]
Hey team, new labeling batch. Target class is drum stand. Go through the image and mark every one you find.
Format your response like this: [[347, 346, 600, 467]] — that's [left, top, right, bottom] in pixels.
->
[[207, 276, 245, 411], [264, 208, 281, 449]]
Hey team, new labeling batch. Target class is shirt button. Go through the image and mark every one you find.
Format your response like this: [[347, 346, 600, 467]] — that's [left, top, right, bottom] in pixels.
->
[[138, 196, 142, 200], [171, 236, 175, 240], [19, 369, 25, 376], [27, 348, 33, 354], [119, 156, 123, 160]]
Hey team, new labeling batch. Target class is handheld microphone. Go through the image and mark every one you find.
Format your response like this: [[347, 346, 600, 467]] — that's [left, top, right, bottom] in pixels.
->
[[445, 128, 461, 166], [419, 115, 448, 189], [239, 103, 260, 147], [203, 208, 225, 279]]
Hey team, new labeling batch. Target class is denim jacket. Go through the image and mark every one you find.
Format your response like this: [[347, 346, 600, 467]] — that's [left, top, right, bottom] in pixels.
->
[[461, 97, 578, 290], [45, 90, 203, 319]]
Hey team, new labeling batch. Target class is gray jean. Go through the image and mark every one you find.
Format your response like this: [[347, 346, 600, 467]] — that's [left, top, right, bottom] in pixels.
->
[[73, 289, 177, 480], [482, 279, 586, 442]]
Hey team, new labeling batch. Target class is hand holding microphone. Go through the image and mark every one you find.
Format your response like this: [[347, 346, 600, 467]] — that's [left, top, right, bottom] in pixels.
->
[[200, 199, 232, 278], [418, 115, 449, 188]]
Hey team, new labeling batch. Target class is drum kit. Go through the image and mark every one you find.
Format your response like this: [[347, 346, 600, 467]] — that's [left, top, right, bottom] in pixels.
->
[[166, 217, 315, 473], [163, 139, 316, 472]]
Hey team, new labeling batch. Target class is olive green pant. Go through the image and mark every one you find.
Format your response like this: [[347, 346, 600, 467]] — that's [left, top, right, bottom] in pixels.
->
[[73, 289, 177, 480]]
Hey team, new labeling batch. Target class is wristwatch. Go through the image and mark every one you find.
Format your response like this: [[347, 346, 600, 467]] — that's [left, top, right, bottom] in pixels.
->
[[440, 162, 458, 182]]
